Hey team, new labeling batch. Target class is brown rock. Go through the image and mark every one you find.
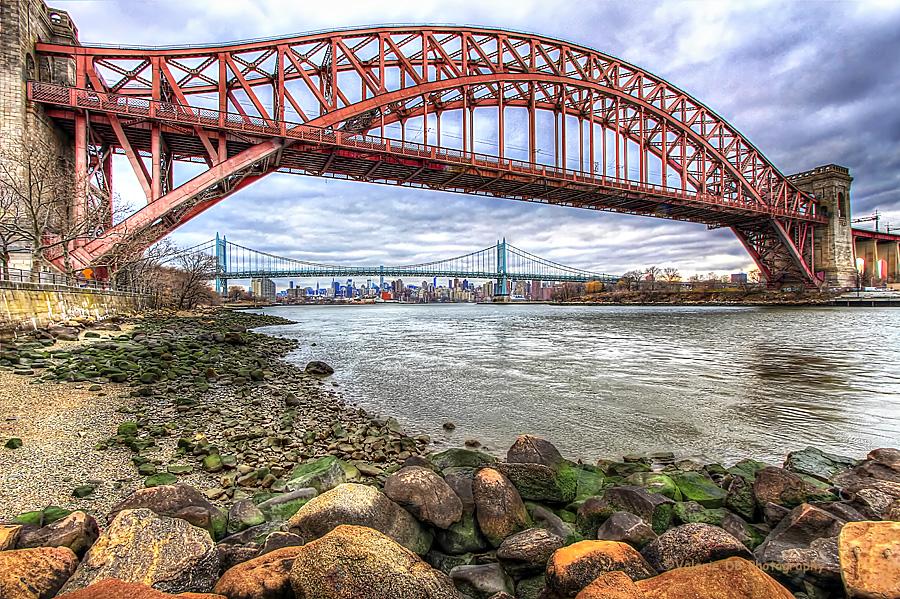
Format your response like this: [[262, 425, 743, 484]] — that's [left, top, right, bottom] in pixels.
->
[[545, 540, 656, 598], [838, 520, 900, 598], [574, 572, 645, 598], [597, 512, 657, 550], [578, 487, 674, 534], [752, 467, 832, 508], [289, 525, 459, 599], [384, 466, 464, 529], [213, 546, 301, 599], [0, 524, 22, 550], [635, 557, 793, 598], [58, 579, 226, 598], [507, 434, 564, 468], [497, 528, 565, 577], [754, 503, 844, 565], [473, 468, 528, 547], [109, 485, 226, 538], [0, 547, 78, 599], [287, 483, 431, 555], [17, 511, 99, 556], [59, 508, 219, 595], [868, 447, 900, 472], [641, 523, 751, 573]]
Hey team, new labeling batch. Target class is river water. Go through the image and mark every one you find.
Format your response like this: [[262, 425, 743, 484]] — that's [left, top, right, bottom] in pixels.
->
[[253, 304, 900, 465]]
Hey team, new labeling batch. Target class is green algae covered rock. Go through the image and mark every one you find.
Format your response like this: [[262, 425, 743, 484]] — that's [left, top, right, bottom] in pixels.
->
[[430, 448, 497, 472], [286, 456, 346, 493], [625, 472, 682, 501], [672, 501, 729, 526], [670, 471, 726, 508]]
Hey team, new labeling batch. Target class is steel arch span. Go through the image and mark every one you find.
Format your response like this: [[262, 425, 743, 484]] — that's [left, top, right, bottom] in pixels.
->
[[32, 25, 825, 285]]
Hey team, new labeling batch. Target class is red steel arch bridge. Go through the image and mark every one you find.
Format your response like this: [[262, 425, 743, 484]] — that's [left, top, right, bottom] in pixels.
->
[[29, 25, 826, 285], [187, 235, 618, 295]]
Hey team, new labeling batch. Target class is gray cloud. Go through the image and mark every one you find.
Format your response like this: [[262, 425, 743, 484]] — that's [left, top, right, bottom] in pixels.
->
[[58, 0, 900, 282]]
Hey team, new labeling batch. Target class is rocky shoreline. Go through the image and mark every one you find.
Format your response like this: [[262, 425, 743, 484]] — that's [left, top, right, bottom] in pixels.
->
[[0, 309, 898, 598]]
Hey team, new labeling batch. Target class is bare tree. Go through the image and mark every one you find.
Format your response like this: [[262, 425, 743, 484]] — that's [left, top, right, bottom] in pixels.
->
[[170, 251, 217, 309], [227, 285, 250, 302], [620, 270, 644, 291], [663, 267, 681, 290], [0, 140, 116, 281], [644, 266, 662, 291]]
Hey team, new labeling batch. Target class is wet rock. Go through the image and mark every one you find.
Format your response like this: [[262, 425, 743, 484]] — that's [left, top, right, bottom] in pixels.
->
[[16, 510, 99, 556], [435, 511, 489, 554], [444, 468, 476, 512], [450, 563, 514, 598], [472, 467, 529, 547], [60, 508, 219, 594], [545, 540, 656, 597], [672, 501, 728, 526], [431, 448, 497, 471], [724, 474, 756, 520], [0, 547, 78, 599], [496, 528, 564, 577], [213, 546, 301, 599], [754, 503, 844, 568], [634, 556, 794, 598], [496, 462, 577, 504], [596, 511, 657, 550], [227, 500, 266, 534], [838, 520, 900, 599], [506, 434, 564, 468], [727, 459, 768, 481], [530, 504, 579, 543], [623, 472, 681, 500], [578, 486, 674, 534], [287, 482, 432, 555], [57, 579, 226, 598], [752, 467, 834, 508], [574, 466, 606, 500], [109, 484, 227, 540], [669, 471, 726, 508], [304, 360, 333, 376], [284, 456, 346, 492], [289, 525, 458, 599], [384, 466, 464, 529], [641, 523, 752, 572], [574, 571, 644, 599], [784, 446, 857, 482]]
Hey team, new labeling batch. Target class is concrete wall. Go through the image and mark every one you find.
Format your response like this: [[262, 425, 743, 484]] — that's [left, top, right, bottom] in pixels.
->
[[0, 281, 148, 332]]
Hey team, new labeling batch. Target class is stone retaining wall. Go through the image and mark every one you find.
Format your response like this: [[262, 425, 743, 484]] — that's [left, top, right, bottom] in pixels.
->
[[0, 281, 148, 332]]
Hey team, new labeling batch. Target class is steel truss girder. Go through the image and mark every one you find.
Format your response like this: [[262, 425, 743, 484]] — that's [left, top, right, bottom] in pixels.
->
[[33, 26, 821, 283]]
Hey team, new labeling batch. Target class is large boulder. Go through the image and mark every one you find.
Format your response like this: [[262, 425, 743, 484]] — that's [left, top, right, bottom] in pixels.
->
[[213, 546, 302, 599], [226, 500, 266, 534], [634, 557, 794, 598], [58, 579, 226, 598], [573, 571, 644, 598], [0, 524, 21, 550], [838, 477, 900, 519], [838, 520, 900, 598], [754, 503, 845, 566], [472, 468, 529, 547], [109, 485, 227, 539], [304, 360, 333, 376], [497, 528, 565, 578], [623, 472, 681, 501], [496, 462, 577, 504], [506, 435, 564, 468], [449, 563, 514, 598], [384, 466, 464, 529], [0, 547, 78, 599], [59, 509, 220, 594], [431, 448, 497, 472], [288, 525, 459, 599], [752, 467, 834, 508], [287, 483, 432, 555], [284, 456, 346, 493], [784, 446, 858, 482], [544, 540, 656, 597], [671, 501, 728, 526], [724, 475, 756, 520], [596, 512, 657, 550], [16, 511, 99, 556], [641, 523, 752, 572], [435, 511, 489, 555]]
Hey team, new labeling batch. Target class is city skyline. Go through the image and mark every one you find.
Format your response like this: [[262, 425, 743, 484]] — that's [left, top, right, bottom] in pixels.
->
[[54, 0, 900, 277]]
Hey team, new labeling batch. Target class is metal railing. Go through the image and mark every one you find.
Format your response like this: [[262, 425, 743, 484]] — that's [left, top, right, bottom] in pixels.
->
[[29, 82, 825, 223], [1, 267, 146, 295]]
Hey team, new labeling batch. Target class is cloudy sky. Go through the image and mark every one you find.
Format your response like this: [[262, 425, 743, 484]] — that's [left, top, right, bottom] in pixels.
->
[[56, 0, 900, 282]]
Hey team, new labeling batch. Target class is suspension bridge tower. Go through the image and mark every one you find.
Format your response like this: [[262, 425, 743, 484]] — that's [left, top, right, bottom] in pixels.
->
[[495, 238, 509, 298]]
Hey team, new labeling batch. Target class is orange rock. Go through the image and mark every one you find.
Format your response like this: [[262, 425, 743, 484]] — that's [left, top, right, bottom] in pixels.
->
[[58, 579, 226, 598], [0, 524, 22, 550], [575, 571, 645, 598], [635, 557, 793, 598], [838, 520, 900, 598], [472, 467, 529, 547], [545, 540, 656, 597], [213, 546, 302, 599], [0, 546, 78, 599]]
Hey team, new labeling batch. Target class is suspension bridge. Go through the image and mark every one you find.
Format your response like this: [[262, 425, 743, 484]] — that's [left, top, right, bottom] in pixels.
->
[[184, 235, 618, 295]]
